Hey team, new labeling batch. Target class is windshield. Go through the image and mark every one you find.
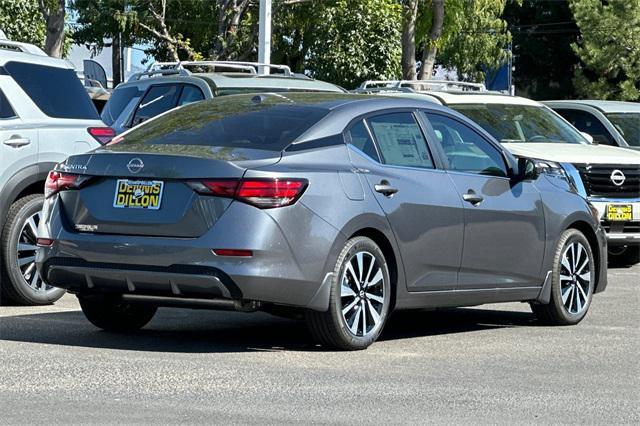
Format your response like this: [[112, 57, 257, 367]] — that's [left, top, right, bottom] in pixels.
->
[[606, 113, 640, 147], [450, 104, 587, 144]]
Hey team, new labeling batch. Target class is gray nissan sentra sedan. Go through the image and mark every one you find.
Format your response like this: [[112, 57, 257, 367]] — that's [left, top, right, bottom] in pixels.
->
[[36, 93, 607, 350]]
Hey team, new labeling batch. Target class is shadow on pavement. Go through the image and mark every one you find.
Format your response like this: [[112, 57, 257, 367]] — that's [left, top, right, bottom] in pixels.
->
[[0, 304, 538, 353]]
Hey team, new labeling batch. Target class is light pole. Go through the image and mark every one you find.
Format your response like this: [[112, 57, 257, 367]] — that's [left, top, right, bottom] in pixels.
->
[[258, 0, 272, 74]]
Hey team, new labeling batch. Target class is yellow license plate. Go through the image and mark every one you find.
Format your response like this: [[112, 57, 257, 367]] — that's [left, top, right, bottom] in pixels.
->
[[606, 204, 632, 221], [113, 179, 164, 210]]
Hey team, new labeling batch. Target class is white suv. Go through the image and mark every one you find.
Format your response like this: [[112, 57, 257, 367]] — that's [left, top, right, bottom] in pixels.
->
[[358, 81, 640, 265], [0, 39, 113, 305]]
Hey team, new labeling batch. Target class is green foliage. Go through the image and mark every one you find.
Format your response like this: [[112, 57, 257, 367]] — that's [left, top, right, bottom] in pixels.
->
[[415, 0, 512, 81], [298, 0, 402, 89], [503, 0, 578, 100], [570, 0, 640, 101], [72, 0, 138, 50], [0, 0, 46, 47]]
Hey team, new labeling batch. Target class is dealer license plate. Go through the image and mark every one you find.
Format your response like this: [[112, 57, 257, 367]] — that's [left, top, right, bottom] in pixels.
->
[[113, 179, 164, 210], [606, 204, 632, 222]]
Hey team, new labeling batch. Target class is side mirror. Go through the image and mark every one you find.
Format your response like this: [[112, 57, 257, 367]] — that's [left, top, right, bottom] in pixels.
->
[[512, 157, 538, 182], [580, 131, 595, 144]]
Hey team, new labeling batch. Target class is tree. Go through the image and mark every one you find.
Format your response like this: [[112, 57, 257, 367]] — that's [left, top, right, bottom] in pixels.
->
[[39, 0, 66, 57], [305, 0, 402, 89], [502, 0, 579, 100], [436, 0, 513, 82], [570, 0, 640, 101], [417, 0, 443, 80], [72, 0, 138, 86], [0, 0, 46, 47], [401, 0, 419, 80]]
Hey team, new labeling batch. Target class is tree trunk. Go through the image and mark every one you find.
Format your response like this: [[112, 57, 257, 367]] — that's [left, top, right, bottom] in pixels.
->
[[418, 0, 445, 80], [112, 34, 122, 88], [401, 0, 419, 80], [42, 0, 66, 58]]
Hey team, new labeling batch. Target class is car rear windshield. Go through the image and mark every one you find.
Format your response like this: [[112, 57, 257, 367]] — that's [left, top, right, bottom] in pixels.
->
[[118, 94, 331, 151], [451, 104, 586, 144], [5, 61, 99, 120], [606, 113, 640, 147], [101, 85, 141, 126]]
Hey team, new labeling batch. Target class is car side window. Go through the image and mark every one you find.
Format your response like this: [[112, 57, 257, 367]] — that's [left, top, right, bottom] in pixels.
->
[[366, 112, 434, 169], [423, 112, 508, 178], [131, 84, 180, 126], [554, 109, 617, 146], [0, 89, 17, 119], [347, 120, 380, 162], [177, 85, 204, 106]]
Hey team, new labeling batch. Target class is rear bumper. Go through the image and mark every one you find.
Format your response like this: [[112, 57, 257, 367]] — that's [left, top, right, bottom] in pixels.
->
[[36, 199, 342, 311]]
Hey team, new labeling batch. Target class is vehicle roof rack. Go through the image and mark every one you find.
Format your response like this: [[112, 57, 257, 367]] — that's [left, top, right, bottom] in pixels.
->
[[357, 79, 487, 93], [127, 68, 191, 82], [0, 39, 48, 56], [146, 60, 293, 77]]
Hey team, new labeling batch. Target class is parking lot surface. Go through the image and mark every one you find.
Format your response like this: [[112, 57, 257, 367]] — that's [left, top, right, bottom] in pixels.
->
[[1, 264, 638, 424]]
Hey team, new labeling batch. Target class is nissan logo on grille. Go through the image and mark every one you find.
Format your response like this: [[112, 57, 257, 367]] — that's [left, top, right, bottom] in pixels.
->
[[610, 169, 626, 187], [127, 158, 144, 174]]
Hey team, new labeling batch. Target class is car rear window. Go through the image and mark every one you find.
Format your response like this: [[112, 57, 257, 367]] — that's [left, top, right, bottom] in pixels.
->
[[5, 62, 99, 120], [102, 85, 142, 126], [119, 94, 331, 151]]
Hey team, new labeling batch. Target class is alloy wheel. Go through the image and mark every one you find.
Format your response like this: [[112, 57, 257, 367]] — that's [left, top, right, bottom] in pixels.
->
[[15, 211, 49, 292], [559, 241, 591, 315], [340, 251, 385, 337]]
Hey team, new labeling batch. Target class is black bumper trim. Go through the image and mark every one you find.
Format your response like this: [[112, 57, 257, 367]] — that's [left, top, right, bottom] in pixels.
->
[[41, 258, 243, 300]]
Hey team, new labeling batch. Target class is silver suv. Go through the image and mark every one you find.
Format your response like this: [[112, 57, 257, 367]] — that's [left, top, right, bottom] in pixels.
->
[[102, 61, 345, 134], [0, 39, 112, 305]]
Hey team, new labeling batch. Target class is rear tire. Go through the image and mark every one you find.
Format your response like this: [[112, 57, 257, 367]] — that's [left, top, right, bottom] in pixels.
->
[[306, 237, 391, 350], [530, 229, 595, 325], [608, 246, 640, 266], [79, 295, 157, 332], [1, 194, 65, 305]]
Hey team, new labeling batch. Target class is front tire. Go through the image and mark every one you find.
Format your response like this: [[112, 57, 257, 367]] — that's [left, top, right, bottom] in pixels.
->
[[1, 194, 65, 305], [531, 229, 595, 325], [79, 295, 157, 332], [306, 237, 391, 350]]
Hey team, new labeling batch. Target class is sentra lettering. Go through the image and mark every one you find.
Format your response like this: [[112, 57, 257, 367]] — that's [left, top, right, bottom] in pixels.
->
[[114, 180, 164, 209]]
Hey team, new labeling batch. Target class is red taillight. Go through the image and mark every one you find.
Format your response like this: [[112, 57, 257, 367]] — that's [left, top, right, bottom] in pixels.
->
[[188, 178, 307, 209], [87, 127, 115, 145], [45, 171, 87, 198], [213, 249, 253, 257], [36, 238, 54, 247]]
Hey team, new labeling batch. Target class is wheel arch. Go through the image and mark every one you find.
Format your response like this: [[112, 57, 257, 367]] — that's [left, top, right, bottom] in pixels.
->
[[348, 227, 399, 310], [566, 220, 604, 293], [0, 162, 56, 225]]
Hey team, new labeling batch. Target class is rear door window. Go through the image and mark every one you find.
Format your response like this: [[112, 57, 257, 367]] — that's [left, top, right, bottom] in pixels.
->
[[5, 62, 99, 119], [347, 120, 380, 162], [366, 112, 434, 169], [178, 85, 204, 106], [0, 89, 17, 119], [130, 84, 181, 126]]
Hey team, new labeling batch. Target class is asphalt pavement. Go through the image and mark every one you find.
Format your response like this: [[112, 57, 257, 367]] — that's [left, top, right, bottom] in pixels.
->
[[1, 264, 638, 424]]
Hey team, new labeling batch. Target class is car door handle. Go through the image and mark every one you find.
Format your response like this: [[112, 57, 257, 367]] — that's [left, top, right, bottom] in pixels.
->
[[462, 190, 484, 205], [374, 181, 398, 197], [3, 137, 31, 148]]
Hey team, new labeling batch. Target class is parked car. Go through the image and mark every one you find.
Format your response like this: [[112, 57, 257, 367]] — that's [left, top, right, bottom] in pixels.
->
[[357, 81, 640, 265], [544, 100, 640, 150], [0, 39, 113, 305], [36, 93, 607, 350], [102, 61, 346, 134]]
